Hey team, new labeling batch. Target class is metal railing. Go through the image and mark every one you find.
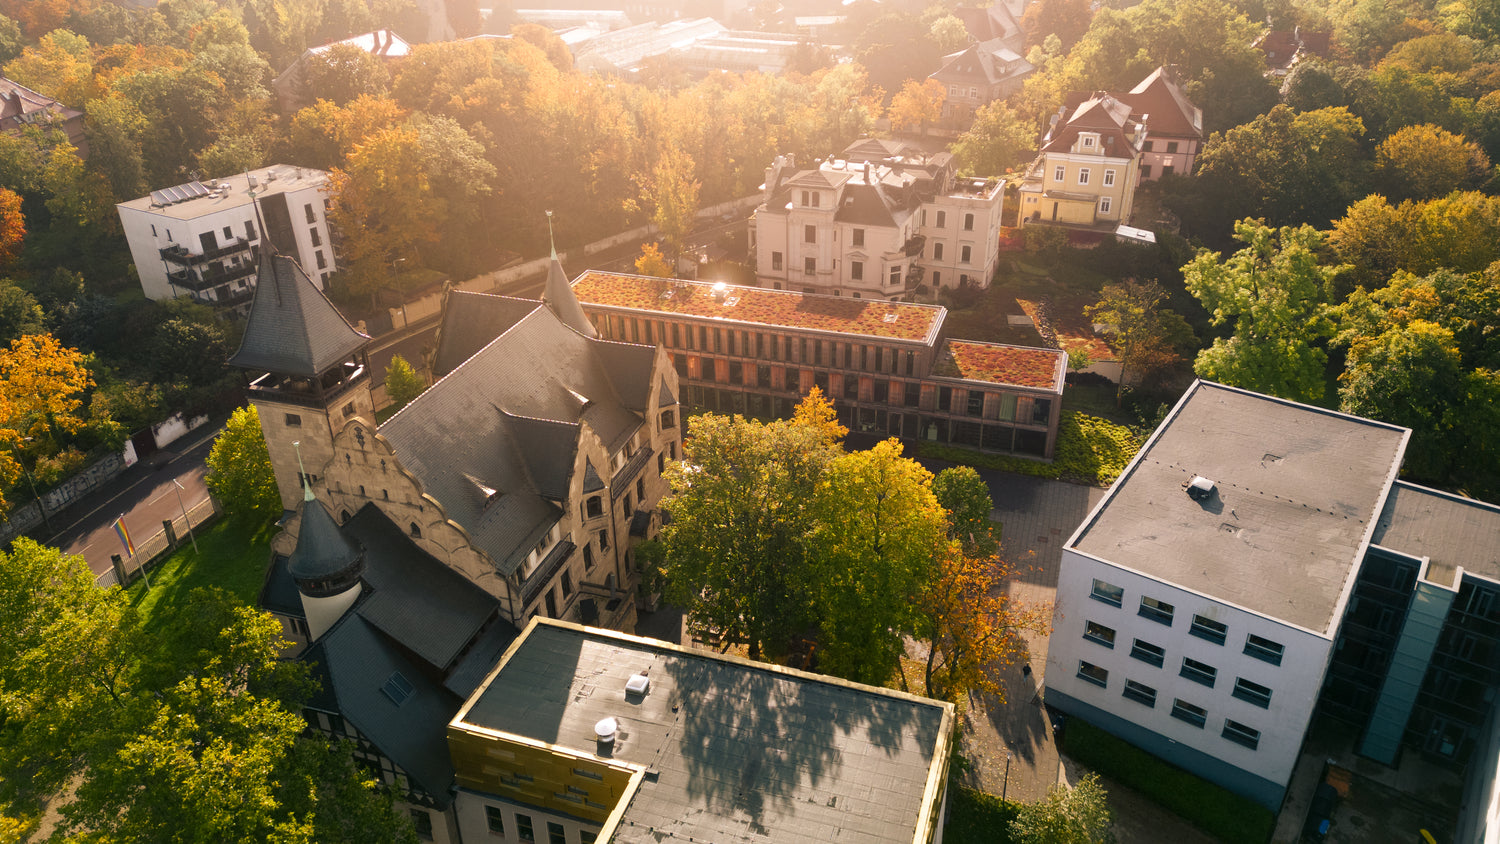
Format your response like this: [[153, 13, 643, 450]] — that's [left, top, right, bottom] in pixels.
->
[[93, 496, 220, 589]]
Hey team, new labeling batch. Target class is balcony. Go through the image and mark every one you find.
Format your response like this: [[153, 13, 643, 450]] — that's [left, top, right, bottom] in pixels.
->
[[167, 261, 257, 292], [902, 234, 927, 257], [159, 237, 250, 265]]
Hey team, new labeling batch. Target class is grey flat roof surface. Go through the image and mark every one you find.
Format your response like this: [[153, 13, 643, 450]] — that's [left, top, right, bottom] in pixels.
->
[[460, 625, 947, 843], [116, 165, 327, 219], [1072, 382, 1408, 634], [1372, 482, 1500, 588]]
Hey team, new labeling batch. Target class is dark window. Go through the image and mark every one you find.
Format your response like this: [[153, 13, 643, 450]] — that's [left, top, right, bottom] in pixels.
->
[[1180, 657, 1217, 687], [937, 387, 951, 411], [545, 590, 558, 618], [936, 210, 946, 227], [410, 523, 421, 538], [905, 351, 915, 376], [1171, 699, 1206, 728], [636, 477, 646, 501], [961, 245, 972, 263], [1140, 164, 1153, 178], [1139, 596, 1175, 626], [804, 225, 816, 243], [1232, 677, 1273, 709], [581, 833, 598, 844], [966, 390, 984, 416], [411, 809, 433, 840], [1031, 398, 1051, 424], [1142, 140, 1154, 152], [285, 413, 302, 426], [1222, 719, 1260, 750], [562, 570, 574, 597], [934, 242, 944, 260], [311, 227, 322, 246], [904, 382, 921, 406], [548, 822, 567, 844], [304, 203, 317, 224], [1162, 165, 1175, 176], [1166, 141, 1180, 153], [1244, 634, 1284, 666], [1083, 621, 1116, 648], [516, 814, 535, 842], [583, 544, 595, 570], [853, 228, 865, 246], [1077, 660, 1108, 688], [963, 213, 974, 231], [223, 225, 233, 239], [660, 409, 675, 429], [486, 806, 506, 834], [805, 257, 816, 274], [1190, 615, 1228, 645], [772, 251, 783, 270], [702, 358, 717, 381], [873, 380, 889, 403], [599, 529, 609, 550], [757, 364, 772, 387], [843, 375, 859, 400], [1123, 679, 1157, 707], [1130, 639, 1165, 667], [1090, 579, 1124, 607], [587, 496, 603, 518], [316, 250, 326, 269], [851, 260, 863, 280]]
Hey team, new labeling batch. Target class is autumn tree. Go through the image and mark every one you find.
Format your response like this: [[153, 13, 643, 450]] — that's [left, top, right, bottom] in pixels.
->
[[635, 242, 673, 277], [640, 145, 700, 268], [1183, 220, 1334, 404], [1009, 773, 1113, 844], [1085, 279, 1194, 396], [1374, 124, 1492, 203], [301, 41, 391, 107], [1329, 192, 1500, 290], [951, 101, 1036, 176], [384, 354, 424, 412], [887, 79, 946, 134], [0, 334, 93, 512], [0, 188, 21, 268], [205, 405, 280, 521], [920, 547, 1050, 702], [660, 389, 846, 661], [808, 439, 949, 685]]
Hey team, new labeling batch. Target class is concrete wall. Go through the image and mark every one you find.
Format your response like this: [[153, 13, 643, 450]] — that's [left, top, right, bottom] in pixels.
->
[[0, 451, 127, 543], [1045, 550, 1333, 807]]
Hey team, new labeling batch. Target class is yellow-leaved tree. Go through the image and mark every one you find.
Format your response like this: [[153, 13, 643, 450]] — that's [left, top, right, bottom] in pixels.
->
[[0, 333, 93, 513]]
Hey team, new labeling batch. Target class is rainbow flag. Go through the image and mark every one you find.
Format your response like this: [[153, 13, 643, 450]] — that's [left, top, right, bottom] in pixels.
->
[[113, 516, 135, 557]]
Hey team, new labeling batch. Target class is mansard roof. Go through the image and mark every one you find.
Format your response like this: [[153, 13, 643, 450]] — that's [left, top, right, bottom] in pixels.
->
[[379, 302, 654, 575], [228, 253, 369, 377], [1041, 93, 1138, 156]]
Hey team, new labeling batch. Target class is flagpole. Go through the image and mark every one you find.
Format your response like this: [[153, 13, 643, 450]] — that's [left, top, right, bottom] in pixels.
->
[[114, 514, 148, 589]]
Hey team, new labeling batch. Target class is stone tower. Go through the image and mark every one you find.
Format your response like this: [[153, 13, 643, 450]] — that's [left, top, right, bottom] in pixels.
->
[[228, 253, 374, 510]]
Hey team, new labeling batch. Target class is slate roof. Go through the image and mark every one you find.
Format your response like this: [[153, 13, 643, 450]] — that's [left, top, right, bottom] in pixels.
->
[[454, 622, 953, 844], [1121, 67, 1203, 140], [953, 4, 1023, 47], [294, 504, 519, 809], [228, 254, 369, 378], [257, 552, 303, 617], [931, 38, 1033, 86], [0, 76, 83, 134], [378, 304, 651, 576], [1070, 381, 1409, 635], [431, 292, 543, 377], [542, 254, 599, 338], [1041, 93, 1139, 156], [288, 493, 362, 581]]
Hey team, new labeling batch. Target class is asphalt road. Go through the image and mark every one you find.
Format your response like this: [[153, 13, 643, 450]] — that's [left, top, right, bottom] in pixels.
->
[[52, 428, 218, 578]]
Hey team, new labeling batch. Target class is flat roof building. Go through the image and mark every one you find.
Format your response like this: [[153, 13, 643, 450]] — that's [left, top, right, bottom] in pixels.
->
[[1046, 381, 1500, 824], [448, 619, 954, 843]]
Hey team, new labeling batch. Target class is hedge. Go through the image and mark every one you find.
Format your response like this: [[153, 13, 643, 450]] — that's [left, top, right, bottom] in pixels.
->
[[916, 412, 1143, 487]]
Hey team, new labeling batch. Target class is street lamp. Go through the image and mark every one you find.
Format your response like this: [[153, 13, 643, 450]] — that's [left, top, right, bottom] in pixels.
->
[[172, 478, 198, 554]]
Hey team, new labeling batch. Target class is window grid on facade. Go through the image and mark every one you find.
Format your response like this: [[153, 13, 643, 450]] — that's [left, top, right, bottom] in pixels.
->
[[1083, 620, 1117, 648], [1077, 660, 1108, 687], [1222, 719, 1260, 750], [1091, 579, 1124, 607], [548, 822, 567, 844], [1139, 596, 1175, 625], [1104, 169, 1116, 186], [1232, 677, 1273, 709], [1190, 615, 1228, 645], [1099, 196, 1112, 215], [804, 224, 816, 243], [1077, 168, 1090, 185], [852, 228, 864, 246], [516, 814, 535, 842], [1244, 634, 1285, 666], [1130, 638, 1165, 667], [1171, 699, 1207, 728], [486, 805, 505, 834], [1180, 656, 1217, 687], [1123, 679, 1157, 707]]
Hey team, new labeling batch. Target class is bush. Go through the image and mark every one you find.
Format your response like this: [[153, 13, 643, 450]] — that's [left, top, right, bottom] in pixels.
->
[[915, 412, 1143, 486], [944, 786, 1018, 844], [1061, 719, 1274, 844]]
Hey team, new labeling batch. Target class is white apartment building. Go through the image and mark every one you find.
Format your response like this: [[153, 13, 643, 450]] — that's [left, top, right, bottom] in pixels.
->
[[751, 139, 1004, 299], [1046, 381, 1411, 809], [117, 165, 336, 313]]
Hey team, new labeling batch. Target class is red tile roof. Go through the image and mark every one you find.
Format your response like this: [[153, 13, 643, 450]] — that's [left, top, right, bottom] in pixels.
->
[[572, 272, 944, 342]]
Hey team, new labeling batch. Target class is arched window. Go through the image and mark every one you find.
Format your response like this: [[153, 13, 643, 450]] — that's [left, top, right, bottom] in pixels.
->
[[340, 510, 350, 523], [410, 523, 422, 538], [359, 485, 366, 497]]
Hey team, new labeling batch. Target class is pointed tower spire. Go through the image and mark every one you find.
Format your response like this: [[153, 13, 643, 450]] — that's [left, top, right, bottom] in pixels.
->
[[539, 211, 599, 338]]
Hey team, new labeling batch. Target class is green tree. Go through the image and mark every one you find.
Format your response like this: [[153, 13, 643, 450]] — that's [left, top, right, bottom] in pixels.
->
[[932, 465, 996, 556], [1009, 773, 1113, 844], [1183, 220, 1334, 403], [0, 281, 45, 346], [1085, 279, 1193, 395], [1374, 124, 1491, 202], [808, 439, 948, 686], [205, 405, 280, 520], [0, 12, 21, 65], [640, 145, 700, 269], [929, 14, 970, 52], [384, 354, 425, 411], [1022, 0, 1094, 49], [301, 41, 391, 106], [951, 101, 1036, 176], [661, 389, 846, 661]]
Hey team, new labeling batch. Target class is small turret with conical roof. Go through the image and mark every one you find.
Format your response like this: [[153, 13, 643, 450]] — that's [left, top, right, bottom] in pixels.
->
[[539, 211, 598, 338], [288, 458, 365, 640]]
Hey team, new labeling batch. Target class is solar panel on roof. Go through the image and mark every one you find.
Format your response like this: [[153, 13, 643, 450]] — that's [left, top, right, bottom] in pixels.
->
[[381, 671, 415, 705], [149, 180, 210, 207]]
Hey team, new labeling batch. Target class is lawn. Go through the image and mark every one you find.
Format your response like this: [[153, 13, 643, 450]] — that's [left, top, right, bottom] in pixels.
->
[[1060, 718, 1275, 844], [127, 515, 278, 631]]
